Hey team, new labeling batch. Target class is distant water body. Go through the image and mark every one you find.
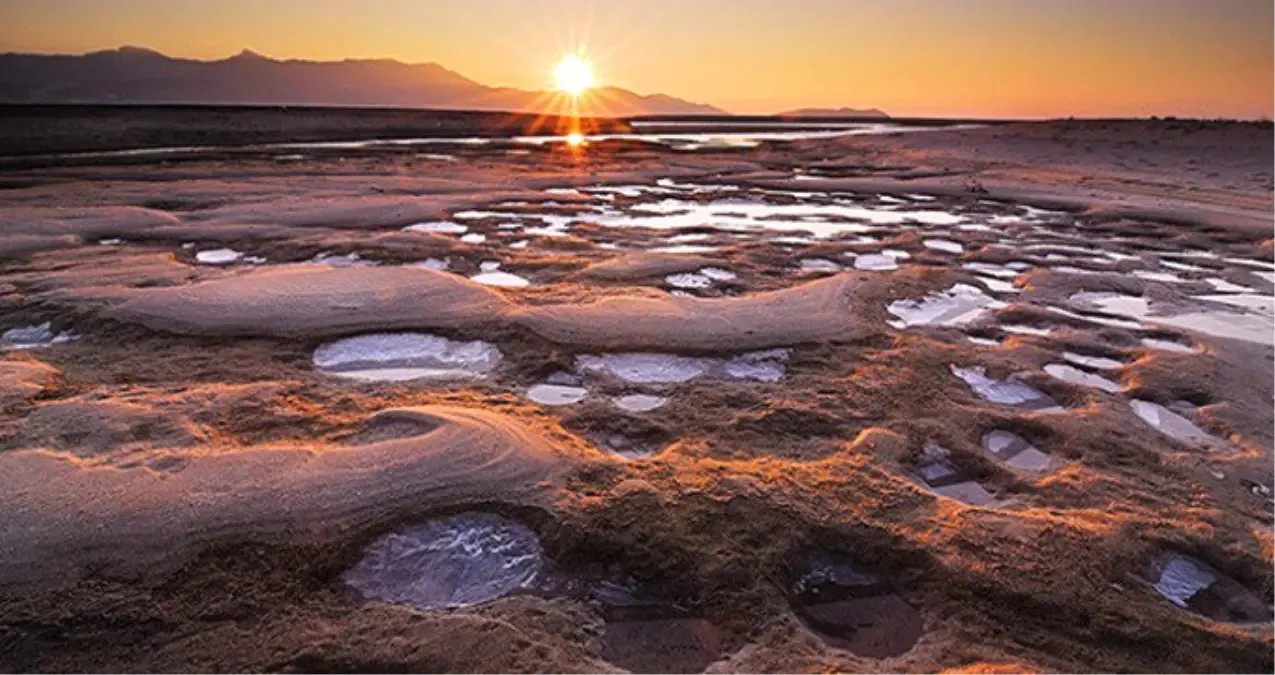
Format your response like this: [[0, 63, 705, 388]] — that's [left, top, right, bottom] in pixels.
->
[[0, 122, 982, 164]]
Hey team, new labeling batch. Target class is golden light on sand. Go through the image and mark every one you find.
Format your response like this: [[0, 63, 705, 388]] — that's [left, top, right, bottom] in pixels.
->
[[553, 54, 594, 96]]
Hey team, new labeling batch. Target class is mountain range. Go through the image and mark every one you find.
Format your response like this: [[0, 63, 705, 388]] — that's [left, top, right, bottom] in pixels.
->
[[0, 47, 726, 116], [780, 106, 889, 119]]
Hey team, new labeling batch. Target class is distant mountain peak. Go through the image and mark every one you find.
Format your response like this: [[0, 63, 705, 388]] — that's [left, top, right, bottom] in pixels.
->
[[229, 49, 269, 61], [0, 47, 722, 116], [90, 45, 166, 58], [780, 106, 889, 119]]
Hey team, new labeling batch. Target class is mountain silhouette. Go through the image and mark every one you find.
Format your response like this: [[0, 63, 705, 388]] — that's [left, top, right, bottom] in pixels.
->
[[780, 106, 889, 119], [0, 47, 725, 116]]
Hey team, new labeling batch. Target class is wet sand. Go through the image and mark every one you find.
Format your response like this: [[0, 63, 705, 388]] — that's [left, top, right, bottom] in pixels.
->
[[0, 115, 1272, 673]]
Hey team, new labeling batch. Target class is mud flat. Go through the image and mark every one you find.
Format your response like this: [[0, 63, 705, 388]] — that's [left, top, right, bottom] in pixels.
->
[[0, 116, 1271, 674]]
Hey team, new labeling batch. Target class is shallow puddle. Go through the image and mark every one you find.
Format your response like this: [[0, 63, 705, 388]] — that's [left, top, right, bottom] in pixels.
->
[[1070, 292, 1273, 345], [913, 444, 995, 506], [195, 248, 243, 265], [887, 284, 1006, 329], [411, 258, 450, 270], [613, 394, 669, 413], [854, 253, 898, 271], [1045, 305, 1144, 330], [976, 276, 1021, 294], [1204, 277, 1251, 293], [527, 383, 588, 405], [789, 552, 924, 658], [1146, 553, 1273, 623], [1044, 363, 1122, 393], [963, 262, 1022, 279], [308, 252, 369, 266], [313, 333, 502, 381], [800, 258, 842, 273], [577, 350, 790, 385], [578, 353, 708, 384], [1061, 351, 1125, 370], [469, 264, 531, 287], [1001, 324, 1052, 336], [951, 366, 1062, 412], [923, 238, 964, 254], [404, 221, 468, 234], [578, 197, 962, 238], [1129, 400, 1224, 450], [665, 266, 736, 290], [982, 430, 1054, 473], [1140, 337, 1197, 354], [343, 513, 543, 611], [650, 244, 719, 254], [665, 272, 714, 289], [594, 583, 733, 674], [1, 322, 77, 349]]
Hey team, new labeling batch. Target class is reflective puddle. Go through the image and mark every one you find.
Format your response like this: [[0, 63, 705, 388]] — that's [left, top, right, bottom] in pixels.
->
[[593, 582, 734, 674], [577, 350, 790, 385], [1146, 552, 1273, 623], [1, 322, 77, 349], [1043, 363, 1122, 393], [789, 552, 924, 658], [344, 513, 543, 610], [194, 248, 243, 265], [982, 430, 1054, 473], [313, 333, 502, 382], [613, 394, 669, 413], [913, 444, 995, 506], [1070, 292, 1273, 345], [951, 366, 1062, 412], [887, 284, 1006, 329], [1129, 400, 1226, 450]]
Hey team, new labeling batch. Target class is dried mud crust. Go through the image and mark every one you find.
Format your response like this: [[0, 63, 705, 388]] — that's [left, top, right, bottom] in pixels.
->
[[0, 119, 1272, 674]]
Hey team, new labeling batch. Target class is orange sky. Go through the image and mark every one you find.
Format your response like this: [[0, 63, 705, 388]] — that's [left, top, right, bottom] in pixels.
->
[[1, 0, 1271, 118]]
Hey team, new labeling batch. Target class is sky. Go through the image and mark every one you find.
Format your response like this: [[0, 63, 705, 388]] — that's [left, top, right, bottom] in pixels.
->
[[1, 0, 1271, 118]]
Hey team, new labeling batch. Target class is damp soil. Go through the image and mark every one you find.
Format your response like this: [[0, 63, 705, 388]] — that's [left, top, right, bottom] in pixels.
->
[[0, 117, 1272, 674]]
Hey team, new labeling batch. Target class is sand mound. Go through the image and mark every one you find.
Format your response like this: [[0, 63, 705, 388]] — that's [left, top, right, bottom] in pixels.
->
[[0, 234, 80, 260], [142, 222, 305, 242], [191, 196, 455, 229], [0, 359, 58, 413], [0, 206, 180, 238], [513, 273, 871, 351], [0, 406, 575, 589], [104, 265, 511, 337], [581, 252, 719, 281], [18, 251, 198, 292], [190, 192, 540, 230], [13, 399, 204, 458]]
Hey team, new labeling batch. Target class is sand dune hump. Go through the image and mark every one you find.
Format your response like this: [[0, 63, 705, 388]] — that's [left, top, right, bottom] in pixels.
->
[[513, 273, 871, 351], [0, 406, 574, 590], [580, 252, 719, 281], [106, 265, 511, 337]]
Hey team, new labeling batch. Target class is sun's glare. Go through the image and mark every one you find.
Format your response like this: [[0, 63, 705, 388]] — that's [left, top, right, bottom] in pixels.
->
[[553, 54, 594, 96]]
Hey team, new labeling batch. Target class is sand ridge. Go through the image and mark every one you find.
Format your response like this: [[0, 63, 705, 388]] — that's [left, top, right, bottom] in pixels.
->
[[102, 265, 513, 337], [513, 272, 874, 351], [0, 405, 581, 591]]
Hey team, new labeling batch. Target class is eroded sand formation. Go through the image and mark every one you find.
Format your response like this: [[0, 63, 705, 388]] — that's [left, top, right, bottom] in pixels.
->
[[0, 119, 1272, 673]]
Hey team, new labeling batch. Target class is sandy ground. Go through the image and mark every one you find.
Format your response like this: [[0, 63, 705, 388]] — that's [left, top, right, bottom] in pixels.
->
[[0, 117, 1272, 673]]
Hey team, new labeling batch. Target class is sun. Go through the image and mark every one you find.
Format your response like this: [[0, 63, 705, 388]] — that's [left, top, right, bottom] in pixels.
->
[[553, 54, 594, 96]]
